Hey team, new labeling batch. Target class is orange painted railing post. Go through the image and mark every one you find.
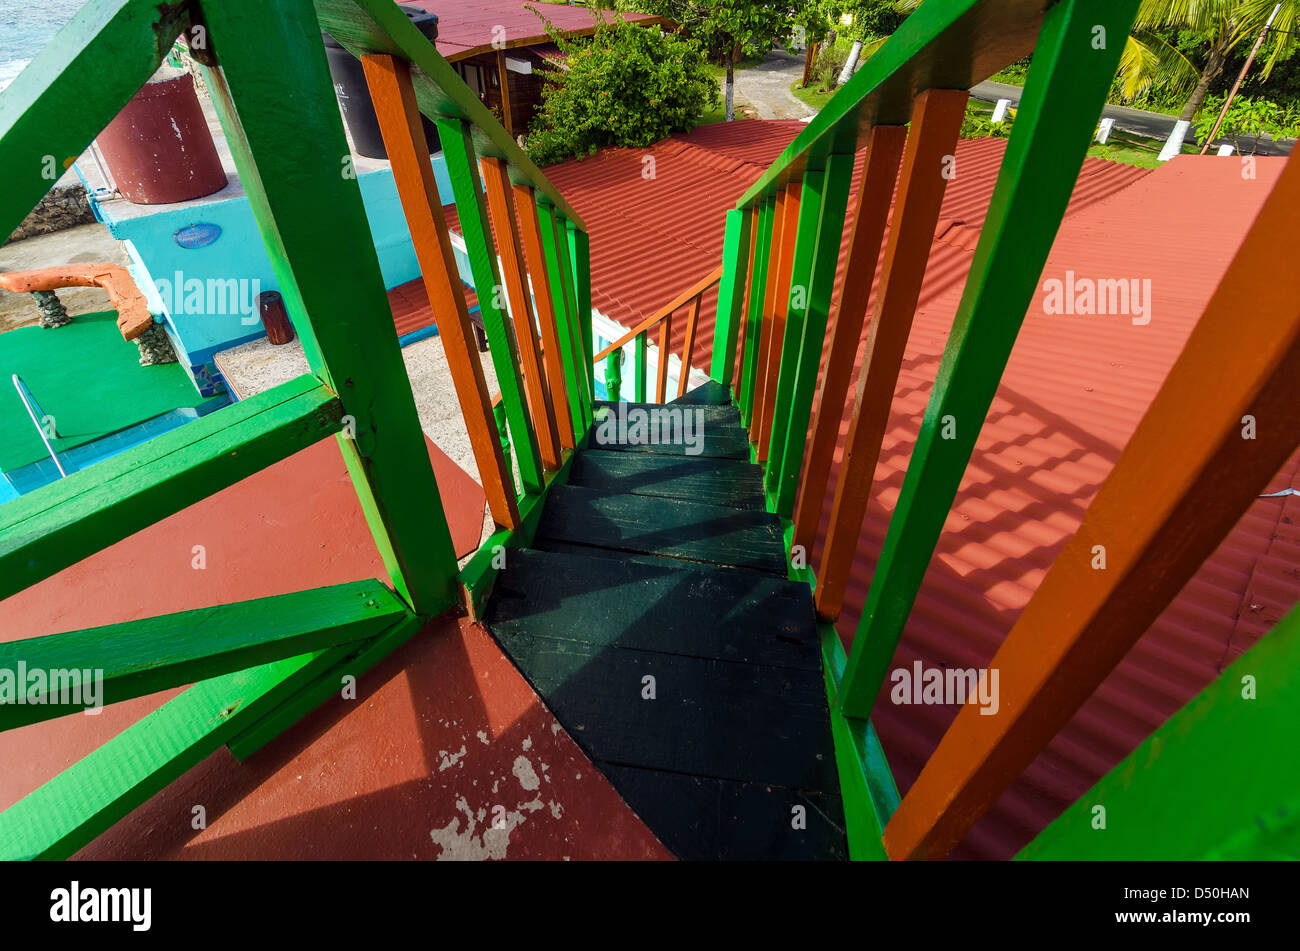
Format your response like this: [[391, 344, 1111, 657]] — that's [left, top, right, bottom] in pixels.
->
[[362, 53, 519, 528], [813, 89, 967, 621], [655, 309, 673, 403], [515, 184, 576, 451], [677, 291, 702, 399], [756, 184, 802, 462], [480, 156, 561, 471]]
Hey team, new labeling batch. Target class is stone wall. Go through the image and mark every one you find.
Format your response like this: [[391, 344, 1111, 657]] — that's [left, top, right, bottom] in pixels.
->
[[6, 182, 97, 244]]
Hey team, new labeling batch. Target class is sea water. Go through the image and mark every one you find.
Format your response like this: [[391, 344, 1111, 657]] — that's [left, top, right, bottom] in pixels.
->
[[0, 0, 88, 92]]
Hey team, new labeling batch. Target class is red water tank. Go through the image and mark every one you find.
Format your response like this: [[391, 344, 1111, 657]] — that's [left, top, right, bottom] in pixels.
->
[[95, 66, 228, 204]]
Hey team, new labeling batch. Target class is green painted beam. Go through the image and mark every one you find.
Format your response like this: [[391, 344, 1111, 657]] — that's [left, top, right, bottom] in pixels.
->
[[0, 375, 342, 603], [766, 155, 853, 517], [0, 634, 384, 860], [735, 0, 1047, 208], [438, 116, 544, 495], [1018, 602, 1300, 859], [0, 0, 188, 239], [567, 221, 595, 386], [227, 612, 424, 760], [200, 0, 459, 616], [709, 208, 754, 386], [551, 211, 591, 424], [633, 333, 648, 403], [537, 200, 590, 433], [0, 580, 407, 731], [837, 0, 1140, 718], [313, 0, 586, 228], [740, 199, 775, 426]]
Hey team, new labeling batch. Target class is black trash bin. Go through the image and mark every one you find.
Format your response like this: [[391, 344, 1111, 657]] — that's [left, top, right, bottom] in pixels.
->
[[323, 4, 440, 159]]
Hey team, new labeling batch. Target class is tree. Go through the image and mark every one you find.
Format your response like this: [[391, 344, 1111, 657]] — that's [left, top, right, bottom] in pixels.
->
[[622, 1, 807, 120], [831, 0, 910, 88], [1118, 0, 1298, 122], [525, 13, 719, 165], [899, 0, 1298, 124]]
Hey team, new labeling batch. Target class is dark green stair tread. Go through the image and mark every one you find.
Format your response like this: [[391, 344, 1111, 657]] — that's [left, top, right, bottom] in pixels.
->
[[592, 399, 740, 426], [602, 764, 848, 861], [669, 380, 734, 407], [537, 484, 788, 574], [590, 401, 748, 459], [534, 539, 780, 578], [486, 548, 819, 670], [568, 450, 765, 510], [486, 631, 837, 791]]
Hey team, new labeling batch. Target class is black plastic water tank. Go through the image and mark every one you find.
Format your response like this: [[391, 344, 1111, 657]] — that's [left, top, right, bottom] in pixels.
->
[[323, 5, 440, 159]]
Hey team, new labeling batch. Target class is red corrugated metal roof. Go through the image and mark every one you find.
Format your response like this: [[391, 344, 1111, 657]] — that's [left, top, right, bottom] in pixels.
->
[[534, 121, 1297, 858], [400, 1, 663, 61]]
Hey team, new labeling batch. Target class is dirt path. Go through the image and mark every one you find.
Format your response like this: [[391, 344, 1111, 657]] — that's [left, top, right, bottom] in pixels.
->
[[731, 49, 815, 121]]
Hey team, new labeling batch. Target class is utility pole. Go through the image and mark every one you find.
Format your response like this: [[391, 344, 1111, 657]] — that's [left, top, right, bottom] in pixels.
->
[[1199, 3, 1283, 154]]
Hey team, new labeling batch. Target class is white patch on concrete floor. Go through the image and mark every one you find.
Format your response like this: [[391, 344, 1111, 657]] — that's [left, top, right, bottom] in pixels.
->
[[429, 796, 523, 861], [512, 755, 541, 791], [476, 729, 490, 745], [437, 744, 468, 771]]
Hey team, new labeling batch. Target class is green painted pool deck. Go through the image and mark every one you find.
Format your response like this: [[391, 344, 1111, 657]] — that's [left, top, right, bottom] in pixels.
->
[[484, 382, 847, 860], [0, 311, 223, 473]]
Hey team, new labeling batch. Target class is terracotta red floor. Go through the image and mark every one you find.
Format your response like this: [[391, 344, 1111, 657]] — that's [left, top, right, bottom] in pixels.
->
[[0, 434, 669, 859]]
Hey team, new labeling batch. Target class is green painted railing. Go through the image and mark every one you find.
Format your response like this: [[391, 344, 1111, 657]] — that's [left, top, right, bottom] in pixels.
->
[[0, 0, 592, 858]]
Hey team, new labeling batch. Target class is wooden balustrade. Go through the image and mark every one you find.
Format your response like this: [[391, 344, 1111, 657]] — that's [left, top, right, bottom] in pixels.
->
[[592, 265, 721, 405]]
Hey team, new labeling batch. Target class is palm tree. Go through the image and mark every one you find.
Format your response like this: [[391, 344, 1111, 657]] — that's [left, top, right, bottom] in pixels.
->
[[893, 0, 1297, 123], [1120, 0, 1297, 123]]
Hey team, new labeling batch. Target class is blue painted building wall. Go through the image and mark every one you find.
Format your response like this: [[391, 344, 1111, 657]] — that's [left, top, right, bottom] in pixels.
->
[[92, 158, 456, 396]]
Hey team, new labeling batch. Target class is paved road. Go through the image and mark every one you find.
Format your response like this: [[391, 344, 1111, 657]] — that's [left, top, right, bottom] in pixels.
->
[[972, 80, 1294, 157], [731, 49, 816, 121]]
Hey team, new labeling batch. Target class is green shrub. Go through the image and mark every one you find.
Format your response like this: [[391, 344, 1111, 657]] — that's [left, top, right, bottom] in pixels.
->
[[960, 101, 1012, 139], [526, 20, 719, 166]]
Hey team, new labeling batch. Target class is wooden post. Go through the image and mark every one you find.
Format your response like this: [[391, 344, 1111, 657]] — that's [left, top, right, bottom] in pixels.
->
[[677, 292, 702, 399], [813, 89, 968, 622], [438, 116, 544, 495], [199, 3, 461, 615], [733, 206, 761, 398], [750, 189, 788, 447], [740, 199, 776, 426], [515, 184, 576, 450], [885, 142, 1300, 861], [480, 156, 561, 471], [634, 332, 648, 402], [708, 208, 753, 387], [793, 125, 907, 558], [802, 41, 819, 88], [362, 56, 520, 528], [496, 49, 514, 137], [567, 220, 595, 377], [756, 184, 803, 462], [655, 309, 673, 403], [835, 0, 1140, 717], [537, 200, 590, 432], [766, 154, 855, 517]]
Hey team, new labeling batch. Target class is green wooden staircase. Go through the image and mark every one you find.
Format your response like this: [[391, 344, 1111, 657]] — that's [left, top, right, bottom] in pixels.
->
[[485, 383, 844, 859]]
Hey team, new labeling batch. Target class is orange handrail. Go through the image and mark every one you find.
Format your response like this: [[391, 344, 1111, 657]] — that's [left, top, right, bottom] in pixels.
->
[[592, 264, 723, 364]]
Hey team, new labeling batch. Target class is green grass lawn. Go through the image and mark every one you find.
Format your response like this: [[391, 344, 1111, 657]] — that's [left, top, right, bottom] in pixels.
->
[[791, 81, 837, 113]]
